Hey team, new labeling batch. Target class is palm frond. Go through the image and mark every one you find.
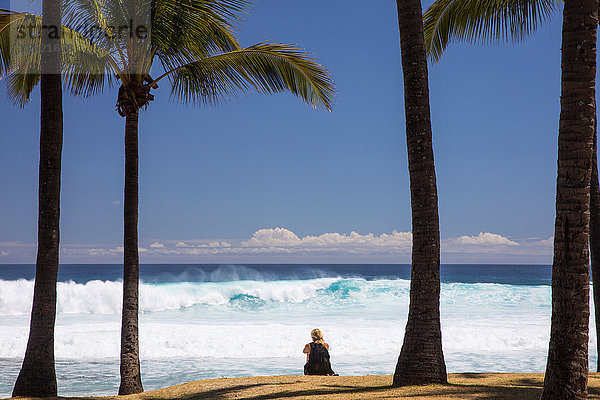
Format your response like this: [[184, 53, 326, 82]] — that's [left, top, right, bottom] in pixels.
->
[[63, 0, 142, 64], [63, 0, 112, 45], [62, 34, 117, 97], [62, 0, 245, 80], [0, 12, 42, 105], [3, 0, 335, 114], [0, 10, 16, 75], [0, 11, 42, 105], [153, 0, 249, 25], [6, 68, 41, 107], [60, 12, 120, 96], [423, 0, 560, 62], [162, 42, 334, 110], [0, 10, 38, 77], [1, 10, 117, 104], [153, 0, 243, 69]]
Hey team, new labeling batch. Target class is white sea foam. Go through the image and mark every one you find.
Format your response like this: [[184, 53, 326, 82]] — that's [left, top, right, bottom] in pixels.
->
[[0, 277, 596, 383], [0, 279, 35, 316], [0, 278, 339, 316]]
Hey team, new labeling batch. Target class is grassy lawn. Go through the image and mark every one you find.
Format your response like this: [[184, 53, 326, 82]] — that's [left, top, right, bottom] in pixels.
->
[[13, 373, 600, 400]]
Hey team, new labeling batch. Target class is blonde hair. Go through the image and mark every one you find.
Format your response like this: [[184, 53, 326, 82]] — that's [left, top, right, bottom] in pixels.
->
[[311, 329, 325, 345]]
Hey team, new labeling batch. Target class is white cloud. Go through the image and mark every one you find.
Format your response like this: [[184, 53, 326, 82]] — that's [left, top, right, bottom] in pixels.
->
[[242, 227, 412, 250], [4, 228, 555, 263], [301, 230, 412, 247], [0, 241, 35, 247], [527, 237, 553, 247], [60, 246, 124, 257], [439, 232, 554, 263], [242, 228, 302, 247], [111, 200, 120, 205], [449, 232, 519, 247]]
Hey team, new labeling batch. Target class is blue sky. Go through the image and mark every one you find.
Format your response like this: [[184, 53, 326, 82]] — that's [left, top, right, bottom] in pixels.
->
[[0, 0, 573, 263]]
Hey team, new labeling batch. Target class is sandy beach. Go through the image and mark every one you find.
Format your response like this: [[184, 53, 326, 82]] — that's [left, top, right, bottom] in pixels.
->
[[6, 373, 600, 400]]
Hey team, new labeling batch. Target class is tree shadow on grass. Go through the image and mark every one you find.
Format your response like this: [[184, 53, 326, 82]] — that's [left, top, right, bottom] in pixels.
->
[[49, 384, 275, 400], [46, 374, 600, 400], [391, 384, 541, 400], [237, 385, 398, 400], [138, 383, 275, 400], [139, 379, 544, 400], [135, 378, 541, 400]]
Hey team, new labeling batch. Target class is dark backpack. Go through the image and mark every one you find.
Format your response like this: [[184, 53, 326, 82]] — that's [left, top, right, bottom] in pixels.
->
[[304, 343, 334, 375]]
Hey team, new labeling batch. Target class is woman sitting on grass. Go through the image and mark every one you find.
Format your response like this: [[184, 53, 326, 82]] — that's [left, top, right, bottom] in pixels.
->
[[303, 329, 337, 376]]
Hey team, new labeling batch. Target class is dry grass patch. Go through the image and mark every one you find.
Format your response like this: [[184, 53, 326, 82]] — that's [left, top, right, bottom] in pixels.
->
[[10, 373, 600, 400]]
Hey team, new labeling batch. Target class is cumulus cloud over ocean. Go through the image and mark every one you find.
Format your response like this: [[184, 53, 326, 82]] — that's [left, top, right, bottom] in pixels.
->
[[242, 228, 413, 249], [0, 228, 553, 263]]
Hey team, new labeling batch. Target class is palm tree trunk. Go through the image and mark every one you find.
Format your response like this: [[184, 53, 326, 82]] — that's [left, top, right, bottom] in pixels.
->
[[393, 0, 447, 386], [12, 0, 62, 396], [119, 110, 143, 395], [590, 105, 600, 373], [541, 0, 597, 398]]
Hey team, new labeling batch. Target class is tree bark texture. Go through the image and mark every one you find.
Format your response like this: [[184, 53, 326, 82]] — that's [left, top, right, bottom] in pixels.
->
[[542, 0, 597, 398], [12, 0, 63, 396], [119, 110, 143, 395], [590, 104, 600, 373], [393, 0, 447, 386]]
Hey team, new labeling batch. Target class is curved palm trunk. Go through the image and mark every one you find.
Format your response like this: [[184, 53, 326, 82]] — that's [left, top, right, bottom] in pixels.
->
[[541, 0, 597, 398], [119, 110, 143, 395], [12, 0, 62, 396], [393, 0, 447, 386], [591, 105, 600, 373]]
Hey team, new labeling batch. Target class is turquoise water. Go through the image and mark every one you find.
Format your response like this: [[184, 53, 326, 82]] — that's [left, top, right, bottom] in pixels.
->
[[0, 264, 595, 397]]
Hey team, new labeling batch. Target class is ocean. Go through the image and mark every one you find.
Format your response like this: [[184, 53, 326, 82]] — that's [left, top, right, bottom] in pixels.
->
[[0, 263, 596, 397]]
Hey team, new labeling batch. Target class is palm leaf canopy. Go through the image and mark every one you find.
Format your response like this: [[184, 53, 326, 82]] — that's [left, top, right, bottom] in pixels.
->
[[1, 0, 333, 110], [423, 0, 560, 62], [0, 9, 116, 105], [164, 42, 334, 110]]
